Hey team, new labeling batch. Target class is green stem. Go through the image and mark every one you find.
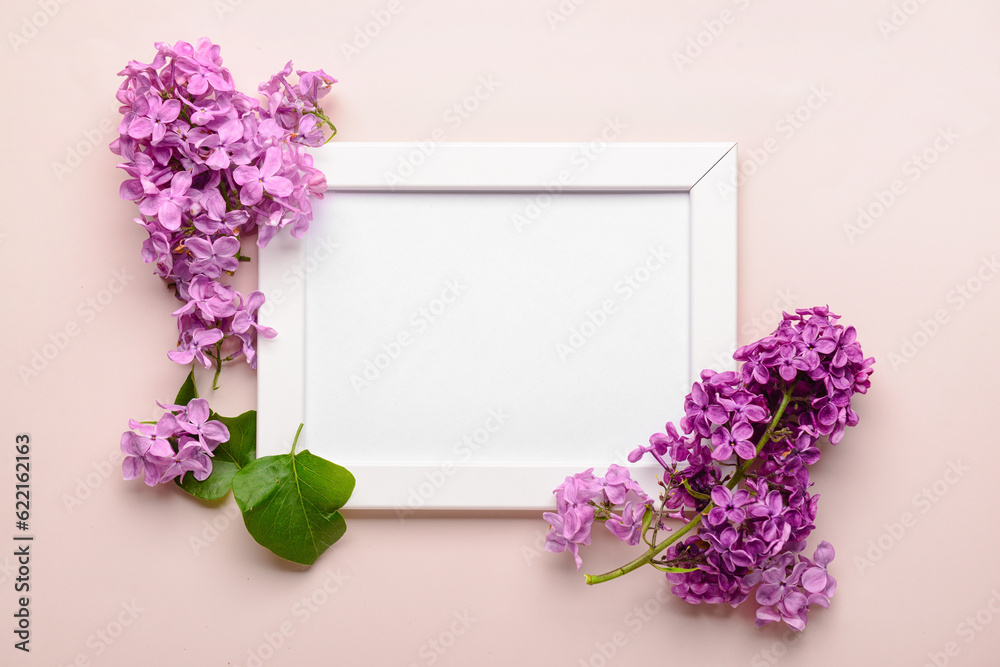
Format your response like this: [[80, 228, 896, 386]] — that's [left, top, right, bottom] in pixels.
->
[[211, 342, 223, 391], [725, 386, 794, 491], [313, 109, 338, 143], [290, 423, 305, 455], [584, 385, 795, 585]]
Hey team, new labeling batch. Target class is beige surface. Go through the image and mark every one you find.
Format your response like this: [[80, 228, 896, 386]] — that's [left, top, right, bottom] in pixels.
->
[[3, 0, 999, 665]]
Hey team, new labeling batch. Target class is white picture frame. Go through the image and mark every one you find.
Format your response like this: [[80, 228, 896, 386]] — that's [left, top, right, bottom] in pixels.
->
[[258, 142, 737, 511]]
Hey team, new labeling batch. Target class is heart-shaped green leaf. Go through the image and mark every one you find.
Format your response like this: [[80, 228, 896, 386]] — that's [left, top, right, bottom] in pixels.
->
[[177, 410, 257, 501], [174, 368, 199, 406], [232, 446, 355, 566]]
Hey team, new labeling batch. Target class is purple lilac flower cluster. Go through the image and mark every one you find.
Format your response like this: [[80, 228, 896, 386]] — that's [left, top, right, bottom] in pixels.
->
[[543, 307, 873, 630], [543, 465, 652, 568], [120, 399, 230, 486], [111, 38, 335, 372]]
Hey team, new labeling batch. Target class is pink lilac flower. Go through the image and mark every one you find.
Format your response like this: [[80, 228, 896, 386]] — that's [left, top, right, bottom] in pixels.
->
[[186, 235, 241, 278], [718, 391, 768, 424], [177, 398, 230, 449], [799, 541, 837, 607], [755, 557, 810, 630], [544, 466, 653, 569], [543, 505, 595, 569], [121, 400, 230, 486], [605, 502, 647, 546], [121, 417, 176, 486], [553, 469, 603, 512], [703, 526, 758, 571], [230, 291, 277, 369], [137, 171, 195, 231], [171, 276, 237, 321], [126, 96, 181, 143], [707, 486, 751, 526], [201, 118, 249, 170], [602, 464, 650, 505], [154, 437, 214, 483], [681, 381, 729, 438], [112, 39, 336, 372], [233, 146, 293, 206], [710, 420, 756, 461], [167, 326, 224, 367]]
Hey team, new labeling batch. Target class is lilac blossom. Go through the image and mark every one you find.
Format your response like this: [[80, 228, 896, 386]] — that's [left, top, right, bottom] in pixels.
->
[[602, 464, 650, 505], [233, 147, 294, 206], [186, 235, 241, 278], [543, 505, 595, 569], [680, 381, 729, 437], [171, 276, 238, 321], [710, 420, 756, 461], [544, 466, 652, 568], [177, 398, 230, 449], [155, 437, 214, 483], [230, 290, 277, 369], [800, 541, 837, 607], [121, 415, 177, 487], [137, 172, 195, 231], [167, 326, 224, 367], [120, 399, 230, 486], [201, 118, 248, 170], [719, 391, 768, 424], [707, 486, 751, 526], [545, 307, 874, 630], [755, 557, 810, 630], [606, 502, 647, 546], [112, 39, 336, 377], [126, 96, 181, 144]]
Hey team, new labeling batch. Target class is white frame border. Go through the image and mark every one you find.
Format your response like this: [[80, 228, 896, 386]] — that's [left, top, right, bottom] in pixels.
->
[[258, 142, 737, 511]]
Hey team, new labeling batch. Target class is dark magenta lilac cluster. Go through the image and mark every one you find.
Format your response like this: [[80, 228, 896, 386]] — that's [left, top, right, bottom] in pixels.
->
[[544, 307, 874, 630], [111, 38, 335, 375]]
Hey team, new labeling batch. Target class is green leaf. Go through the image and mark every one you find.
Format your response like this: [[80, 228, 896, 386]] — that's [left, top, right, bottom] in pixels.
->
[[640, 505, 654, 535], [651, 564, 701, 574], [177, 410, 257, 501], [174, 368, 199, 406], [232, 448, 355, 566], [211, 411, 257, 467], [178, 460, 240, 501], [682, 479, 711, 501]]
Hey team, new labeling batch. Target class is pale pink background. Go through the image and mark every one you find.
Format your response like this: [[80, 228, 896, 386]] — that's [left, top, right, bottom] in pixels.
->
[[3, 1, 999, 665]]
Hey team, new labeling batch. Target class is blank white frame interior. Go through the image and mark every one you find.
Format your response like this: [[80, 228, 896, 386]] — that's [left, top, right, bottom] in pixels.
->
[[258, 142, 737, 511]]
